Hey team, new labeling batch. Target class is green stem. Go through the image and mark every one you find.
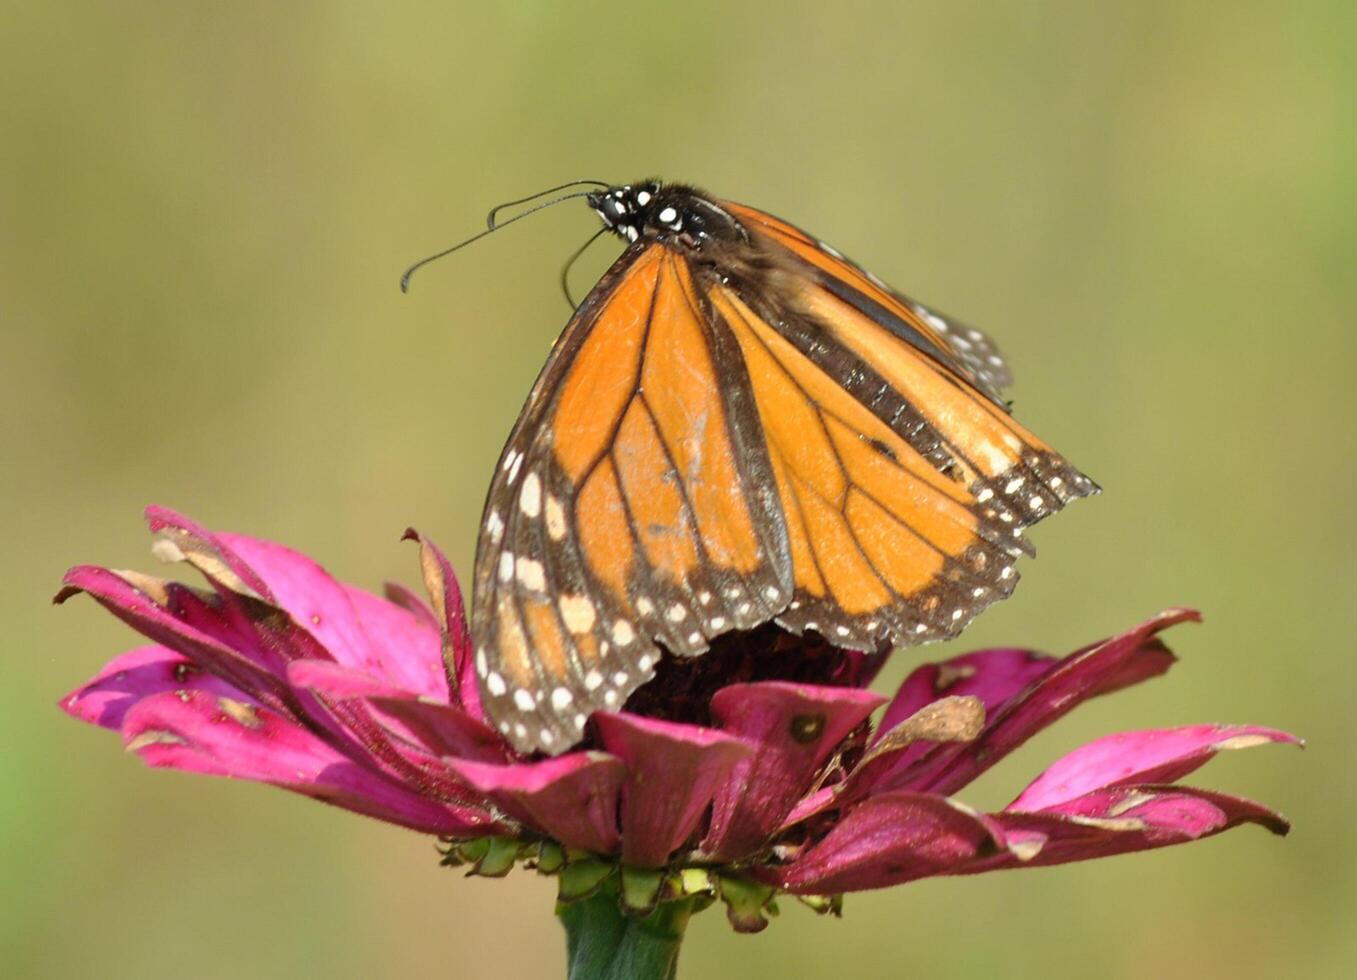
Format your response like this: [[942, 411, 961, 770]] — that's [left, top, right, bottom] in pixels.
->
[[557, 884, 695, 980]]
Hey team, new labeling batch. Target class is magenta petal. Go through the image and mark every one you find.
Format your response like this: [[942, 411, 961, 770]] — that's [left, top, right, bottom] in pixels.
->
[[402, 530, 479, 719], [1010, 725, 1301, 812], [284, 659, 493, 804], [342, 584, 448, 702], [702, 682, 884, 861], [287, 658, 407, 700], [60, 645, 246, 730], [775, 791, 1006, 894], [58, 566, 294, 713], [148, 507, 445, 696], [365, 696, 508, 764], [444, 753, 624, 854], [287, 659, 506, 763], [122, 689, 492, 835], [874, 609, 1192, 797], [382, 582, 440, 633], [593, 713, 754, 868], [989, 784, 1290, 868]]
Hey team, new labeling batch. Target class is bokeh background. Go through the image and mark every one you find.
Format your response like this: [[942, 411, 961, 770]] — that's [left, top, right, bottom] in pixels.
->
[[4, 2, 1352, 977]]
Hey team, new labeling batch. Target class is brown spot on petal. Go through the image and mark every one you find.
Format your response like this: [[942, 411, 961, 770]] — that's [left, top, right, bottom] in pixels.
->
[[158, 531, 263, 599], [126, 730, 186, 752], [790, 713, 827, 744], [110, 569, 173, 605], [858, 695, 985, 767], [934, 662, 977, 693], [216, 697, 262, 729]]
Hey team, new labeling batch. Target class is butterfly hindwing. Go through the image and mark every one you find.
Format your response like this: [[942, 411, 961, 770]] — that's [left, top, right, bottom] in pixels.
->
[[473, 245, 790, 751]]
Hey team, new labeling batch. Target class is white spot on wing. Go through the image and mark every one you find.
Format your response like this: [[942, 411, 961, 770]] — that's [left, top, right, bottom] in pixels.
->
[[545, 494, 566, 540], [559, 594, 596, 634], [520, 472, 542, 517], [516, 557, 545, 592]]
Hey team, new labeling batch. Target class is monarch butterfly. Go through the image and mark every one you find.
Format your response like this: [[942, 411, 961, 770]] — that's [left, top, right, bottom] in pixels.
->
[[418, 179, 1097, 754]]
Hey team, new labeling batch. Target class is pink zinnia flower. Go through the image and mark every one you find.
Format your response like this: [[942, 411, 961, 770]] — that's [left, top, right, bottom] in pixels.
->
[[60, 508, 1296, 969]]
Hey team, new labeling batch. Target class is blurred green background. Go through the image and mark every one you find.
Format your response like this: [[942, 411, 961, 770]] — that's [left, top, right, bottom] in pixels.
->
[[4, 2, 1351, 977]]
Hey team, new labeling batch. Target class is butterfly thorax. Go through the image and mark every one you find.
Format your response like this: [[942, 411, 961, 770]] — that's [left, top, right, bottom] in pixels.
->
[[587, 180, 796, 317], [587, 181, 753, 253]]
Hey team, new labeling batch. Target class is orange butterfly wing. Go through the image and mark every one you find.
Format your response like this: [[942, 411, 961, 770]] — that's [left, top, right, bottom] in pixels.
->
[[472, 197, 1096, 753]]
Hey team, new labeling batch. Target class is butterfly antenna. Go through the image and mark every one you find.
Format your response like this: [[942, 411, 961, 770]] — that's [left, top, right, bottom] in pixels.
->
[[400, 186, 603, 293], [485, 179, 610, 231], [559, 226, 608, 310]]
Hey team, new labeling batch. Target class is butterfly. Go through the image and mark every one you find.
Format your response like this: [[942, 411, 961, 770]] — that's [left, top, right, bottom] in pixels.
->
[[458, 179, 1096, 754]]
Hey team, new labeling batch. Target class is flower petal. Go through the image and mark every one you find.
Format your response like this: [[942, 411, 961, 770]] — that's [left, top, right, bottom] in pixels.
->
[[56, 566, 294, 713], [151, 508, 445, 694], [284, 659, 499, 801], [444, 753, 625, 855], [870, 609, 1192, 797], [287, 659, 506, 764], [60, 645, 245, 730], [1009, 725, 1301, 812], [702, 682, 884, 861], [366, 696, 508, 763], [774, 792, 1008, 894], [987, 784, 1291, 868], [341, 583, 448, 702], [593, 713, 754, 868], [121, 689, 493, 835], [402, 529, 479, 719]]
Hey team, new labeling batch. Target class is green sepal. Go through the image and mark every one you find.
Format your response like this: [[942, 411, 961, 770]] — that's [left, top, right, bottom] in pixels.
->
[[558, 859, 616, 903], [469, 836, 522, 877], [675, 867, 713, 897], [619, 867, 667, 915], [452, 836, 491, 867], [796, 893, 844, 917], [534, 840, 567, 874], [715, 875, 778, 933]]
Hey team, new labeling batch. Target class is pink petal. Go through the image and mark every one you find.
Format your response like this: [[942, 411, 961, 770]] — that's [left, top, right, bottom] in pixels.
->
[[871, 609, 1192, 797], [382, 582, 440, 632], [287, 659, 505, 764], [60, 645, 246, 730], [342, 583, 448, 702], [365, 696, 508, 764], [402, 530, 479, 719], [593, 713, 754, 868], [122, 689, 493, 836], [1010, 725, 1301, 812], [987, 784, 1290, 868], [57, 566, 294, 713], [444, 753, 624, 855], [284, 660, 496, 802], [702, 682, 884, 861], [775, 791, 1007, 894]]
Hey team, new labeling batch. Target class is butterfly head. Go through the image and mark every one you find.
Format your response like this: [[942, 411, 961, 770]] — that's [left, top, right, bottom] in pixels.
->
[[586, 181, 663, 244]]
